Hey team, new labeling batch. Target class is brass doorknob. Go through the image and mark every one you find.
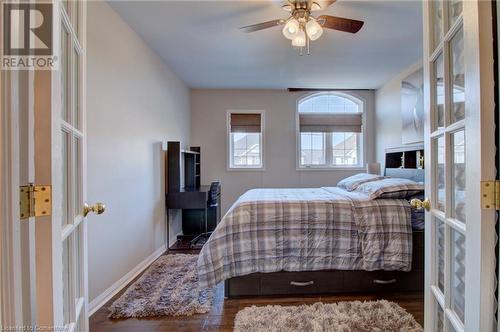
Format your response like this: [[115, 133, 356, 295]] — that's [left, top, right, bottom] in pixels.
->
[[83, 202, 106, 217], [410, 198, 431, 211]]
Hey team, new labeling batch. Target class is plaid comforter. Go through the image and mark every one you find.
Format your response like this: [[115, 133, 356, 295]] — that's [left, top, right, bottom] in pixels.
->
[[197, 187, 412, 288]]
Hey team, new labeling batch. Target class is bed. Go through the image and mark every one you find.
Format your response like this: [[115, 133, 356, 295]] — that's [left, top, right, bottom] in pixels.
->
[[197, 169, 425, 297]]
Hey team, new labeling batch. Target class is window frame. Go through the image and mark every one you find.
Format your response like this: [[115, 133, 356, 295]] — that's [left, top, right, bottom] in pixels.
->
[[227, 110, 265, 171], [295, 92, 366, 170]]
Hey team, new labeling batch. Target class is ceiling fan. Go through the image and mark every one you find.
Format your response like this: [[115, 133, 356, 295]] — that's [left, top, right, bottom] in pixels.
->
[[240, 0, 364, 55]]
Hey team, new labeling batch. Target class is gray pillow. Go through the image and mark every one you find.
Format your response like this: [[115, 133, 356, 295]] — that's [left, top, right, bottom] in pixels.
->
[[354, 177, 424, 199], [337, 173, 386, 191]]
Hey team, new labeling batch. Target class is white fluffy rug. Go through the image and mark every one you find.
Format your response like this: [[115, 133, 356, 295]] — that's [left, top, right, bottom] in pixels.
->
[[234, 300, 422, 332], [108, 254, 214, 318]]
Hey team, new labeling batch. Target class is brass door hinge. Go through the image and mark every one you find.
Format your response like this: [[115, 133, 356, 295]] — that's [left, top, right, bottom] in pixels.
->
[[481, 181, 500, 210], [20, 184, 52, 219]]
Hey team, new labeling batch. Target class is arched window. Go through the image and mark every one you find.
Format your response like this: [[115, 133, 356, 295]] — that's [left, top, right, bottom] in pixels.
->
[[297, 92, 364, 168]]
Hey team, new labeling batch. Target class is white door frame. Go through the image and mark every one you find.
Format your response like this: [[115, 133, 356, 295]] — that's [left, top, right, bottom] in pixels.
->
[[462, 2, 496, 330], [423, 1, 497, 331]]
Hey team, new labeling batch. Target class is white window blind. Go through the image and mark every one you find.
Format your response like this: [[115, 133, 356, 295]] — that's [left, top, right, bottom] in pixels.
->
[[230, 113, 261, 133], [299, 113, 362, 133]]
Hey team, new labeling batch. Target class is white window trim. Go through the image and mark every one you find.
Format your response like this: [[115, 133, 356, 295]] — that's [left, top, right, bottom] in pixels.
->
[[295, 92, 366, 171], [226, 109, 265, 171]]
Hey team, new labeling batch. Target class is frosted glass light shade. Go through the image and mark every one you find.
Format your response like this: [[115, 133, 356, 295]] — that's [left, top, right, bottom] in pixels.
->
[[282, 18, 300, 40], [292, 29, 306, 47], [306, 19, 323, 41]]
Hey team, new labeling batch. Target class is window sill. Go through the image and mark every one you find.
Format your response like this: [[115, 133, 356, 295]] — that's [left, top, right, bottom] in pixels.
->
[[296, 166, 366, 171], [227, 167, 266, 172]]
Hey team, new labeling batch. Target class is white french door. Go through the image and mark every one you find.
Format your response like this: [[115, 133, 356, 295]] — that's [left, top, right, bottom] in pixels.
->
[[56, 1, 88, 330], [423, 1, 497, 331], [1, 1, 95, 331]]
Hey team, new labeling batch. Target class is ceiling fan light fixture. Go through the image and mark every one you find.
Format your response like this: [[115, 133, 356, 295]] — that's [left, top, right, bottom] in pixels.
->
[[282, 18, 300, 40], [291, 29, 307, 47], [306, 18, 323, 41]]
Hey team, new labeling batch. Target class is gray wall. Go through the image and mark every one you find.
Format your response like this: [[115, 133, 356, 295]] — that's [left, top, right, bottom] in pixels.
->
[[86, 2, 190, 303], [374, 62, 422, 169], [190, 89, 375, 213]]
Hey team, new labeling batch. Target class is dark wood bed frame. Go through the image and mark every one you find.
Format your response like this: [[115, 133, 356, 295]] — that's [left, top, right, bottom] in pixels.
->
[[224, 166, 425, 298], [224, 231, 423, 297]]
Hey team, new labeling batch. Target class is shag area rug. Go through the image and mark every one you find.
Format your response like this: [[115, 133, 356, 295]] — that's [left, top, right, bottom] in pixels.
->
[[234, 300, 422, 332], [108, 254, 214, 318]]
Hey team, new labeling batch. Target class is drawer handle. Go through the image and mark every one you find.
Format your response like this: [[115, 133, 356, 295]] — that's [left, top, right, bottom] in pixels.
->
[[290, 281, 314, 287], [373, 278, 397, 285]]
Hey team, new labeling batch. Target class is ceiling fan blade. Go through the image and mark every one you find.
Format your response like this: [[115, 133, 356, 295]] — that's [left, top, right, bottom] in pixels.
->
[[239, 19, 286, 33], [317, 15, 364, 33], [311, 0, 336, 11]]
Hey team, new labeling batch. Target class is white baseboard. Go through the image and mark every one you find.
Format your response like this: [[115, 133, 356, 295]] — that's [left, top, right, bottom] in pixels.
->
[[88, 246, 166, 316]]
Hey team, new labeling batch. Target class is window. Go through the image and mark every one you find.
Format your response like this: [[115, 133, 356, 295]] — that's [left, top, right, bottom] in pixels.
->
[[228, 111, 264, 169], [297, 93, 364, 168]]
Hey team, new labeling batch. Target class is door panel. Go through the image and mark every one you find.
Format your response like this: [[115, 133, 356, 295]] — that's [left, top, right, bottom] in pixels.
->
[[424, 1, 496, 331]]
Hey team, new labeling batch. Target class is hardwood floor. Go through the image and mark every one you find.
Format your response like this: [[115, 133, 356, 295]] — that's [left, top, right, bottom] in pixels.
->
[[89, 251, 424, 332]]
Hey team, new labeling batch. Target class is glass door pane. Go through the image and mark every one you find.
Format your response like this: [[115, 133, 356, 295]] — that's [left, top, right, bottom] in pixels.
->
[[73, 137, 82, 218], [448, 0, 462, 28], [451, 229, 466, 323], [62, 130, 71, 226], [61, 24, 70, 123], [435, 299, 445, 331], [450, 28, 465, 123], [434, 53, 445, 130], [74, 224, 83, 299], [436, 217, 445, 292], [62, 237, 73, 324], [452, 130, 465, 222], [432, 1, 443, 51], [435, 136, 445, 211], [72, 47, 81, 130]]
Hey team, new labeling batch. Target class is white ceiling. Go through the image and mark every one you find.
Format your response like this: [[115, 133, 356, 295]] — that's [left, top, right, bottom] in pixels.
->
[[108, 1, 422, 89]]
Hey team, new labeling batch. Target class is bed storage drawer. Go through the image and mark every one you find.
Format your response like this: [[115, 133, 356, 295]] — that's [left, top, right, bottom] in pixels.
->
[[259, 271, 344, 295], [226, 269, 423, 297], [343, 270, 423, 293]]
